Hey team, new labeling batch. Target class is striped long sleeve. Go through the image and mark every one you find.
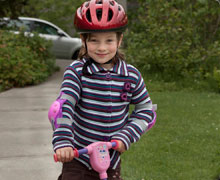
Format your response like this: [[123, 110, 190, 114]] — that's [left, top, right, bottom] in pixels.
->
[[52, 63, 82, 151]]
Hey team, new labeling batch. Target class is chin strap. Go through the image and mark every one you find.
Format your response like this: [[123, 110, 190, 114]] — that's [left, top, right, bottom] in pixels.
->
[[87, 57, 113, 65], [103, 59, 113, 64]]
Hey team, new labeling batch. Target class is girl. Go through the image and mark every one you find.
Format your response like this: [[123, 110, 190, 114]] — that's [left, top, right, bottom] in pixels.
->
[[49, 0, 156, 179]]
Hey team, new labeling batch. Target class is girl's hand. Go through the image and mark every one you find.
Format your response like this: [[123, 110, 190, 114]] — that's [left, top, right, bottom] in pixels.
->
[[115, 140, 126, 153], [55, 147, 75, 163]]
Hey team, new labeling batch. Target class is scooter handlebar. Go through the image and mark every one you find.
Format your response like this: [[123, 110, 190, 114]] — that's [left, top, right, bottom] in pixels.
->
[[53, 140, 119, 163]]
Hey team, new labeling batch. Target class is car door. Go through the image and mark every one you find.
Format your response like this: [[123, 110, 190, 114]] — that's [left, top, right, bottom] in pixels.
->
[[32, 21, 72, 59]]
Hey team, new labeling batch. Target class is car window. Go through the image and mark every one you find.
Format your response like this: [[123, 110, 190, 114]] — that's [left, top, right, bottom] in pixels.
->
[[33, 21, 59, 35], [2, 19, 32, 32]]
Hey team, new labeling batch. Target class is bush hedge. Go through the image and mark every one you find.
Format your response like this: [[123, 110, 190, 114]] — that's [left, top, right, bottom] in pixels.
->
[[125, 0, 220, 92], [0, 30, 56, 91]]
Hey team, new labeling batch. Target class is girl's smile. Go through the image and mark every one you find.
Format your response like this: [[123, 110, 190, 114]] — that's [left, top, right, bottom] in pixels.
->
[[95, 53, 108, 57]]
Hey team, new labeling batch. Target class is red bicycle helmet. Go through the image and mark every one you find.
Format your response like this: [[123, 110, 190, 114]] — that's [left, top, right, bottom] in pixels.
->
[[74, 0, 128, 33]]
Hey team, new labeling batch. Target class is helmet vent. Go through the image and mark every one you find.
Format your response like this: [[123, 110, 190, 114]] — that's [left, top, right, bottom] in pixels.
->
[[86, 9, 92, 22], [96, 9, 103, 21], [108, 9, 113, 21], [96, 0, 103, 4], [110, 0, 115, 6], [85, 2, 89, 8]]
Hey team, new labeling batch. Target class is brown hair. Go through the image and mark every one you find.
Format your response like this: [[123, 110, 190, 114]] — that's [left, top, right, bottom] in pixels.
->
[[78, 32, 125, 64]]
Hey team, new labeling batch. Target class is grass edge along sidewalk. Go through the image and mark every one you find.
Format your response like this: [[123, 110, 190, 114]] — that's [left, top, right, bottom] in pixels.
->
[[121, 91, 220, 180]]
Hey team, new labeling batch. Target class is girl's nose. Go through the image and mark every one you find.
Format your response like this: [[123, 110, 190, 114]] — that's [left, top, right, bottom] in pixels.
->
[[97, 42, 107, 52]]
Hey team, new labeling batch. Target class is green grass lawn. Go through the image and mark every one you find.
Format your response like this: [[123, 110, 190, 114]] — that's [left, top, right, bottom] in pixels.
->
[[121, 89, 220, 180]]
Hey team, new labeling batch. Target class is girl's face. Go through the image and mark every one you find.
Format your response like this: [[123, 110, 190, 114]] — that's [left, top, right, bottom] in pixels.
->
[[82, 32, 123, 69]]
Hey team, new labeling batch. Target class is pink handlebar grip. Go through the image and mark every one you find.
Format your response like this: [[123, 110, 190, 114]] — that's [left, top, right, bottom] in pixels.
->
[[110, 140, 119, 150], [53, 154, 58, 162]]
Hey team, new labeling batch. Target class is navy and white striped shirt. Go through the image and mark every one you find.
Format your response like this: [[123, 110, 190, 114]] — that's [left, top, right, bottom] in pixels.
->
[[52, 58, 154, 169]]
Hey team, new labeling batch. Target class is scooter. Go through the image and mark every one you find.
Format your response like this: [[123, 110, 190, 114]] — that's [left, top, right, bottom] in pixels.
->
[[54, 140, 119, 180]]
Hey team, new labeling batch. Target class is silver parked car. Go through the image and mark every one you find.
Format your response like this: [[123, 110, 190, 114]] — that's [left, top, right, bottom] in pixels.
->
[[2, 17, 82, 59]]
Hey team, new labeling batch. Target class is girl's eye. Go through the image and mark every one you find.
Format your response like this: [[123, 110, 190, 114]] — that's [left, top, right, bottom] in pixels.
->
[[90, 39, 97, 42], [107, 39, 113, 42]]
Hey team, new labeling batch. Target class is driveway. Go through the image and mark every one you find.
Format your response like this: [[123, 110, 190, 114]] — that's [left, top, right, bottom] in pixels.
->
[[0, 59, 73, 180]]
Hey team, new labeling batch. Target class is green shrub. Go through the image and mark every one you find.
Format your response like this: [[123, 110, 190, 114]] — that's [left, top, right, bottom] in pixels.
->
[[213, 68, 220, 91], [125, 0, 220, 92], [0, 30, 56, 90]]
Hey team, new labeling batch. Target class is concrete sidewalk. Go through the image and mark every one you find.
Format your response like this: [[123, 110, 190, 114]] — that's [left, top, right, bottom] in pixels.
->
[[0, 59, 73, 180]]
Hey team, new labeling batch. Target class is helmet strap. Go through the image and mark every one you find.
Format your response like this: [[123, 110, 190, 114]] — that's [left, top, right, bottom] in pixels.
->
[[103, 59, 113, 64]]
